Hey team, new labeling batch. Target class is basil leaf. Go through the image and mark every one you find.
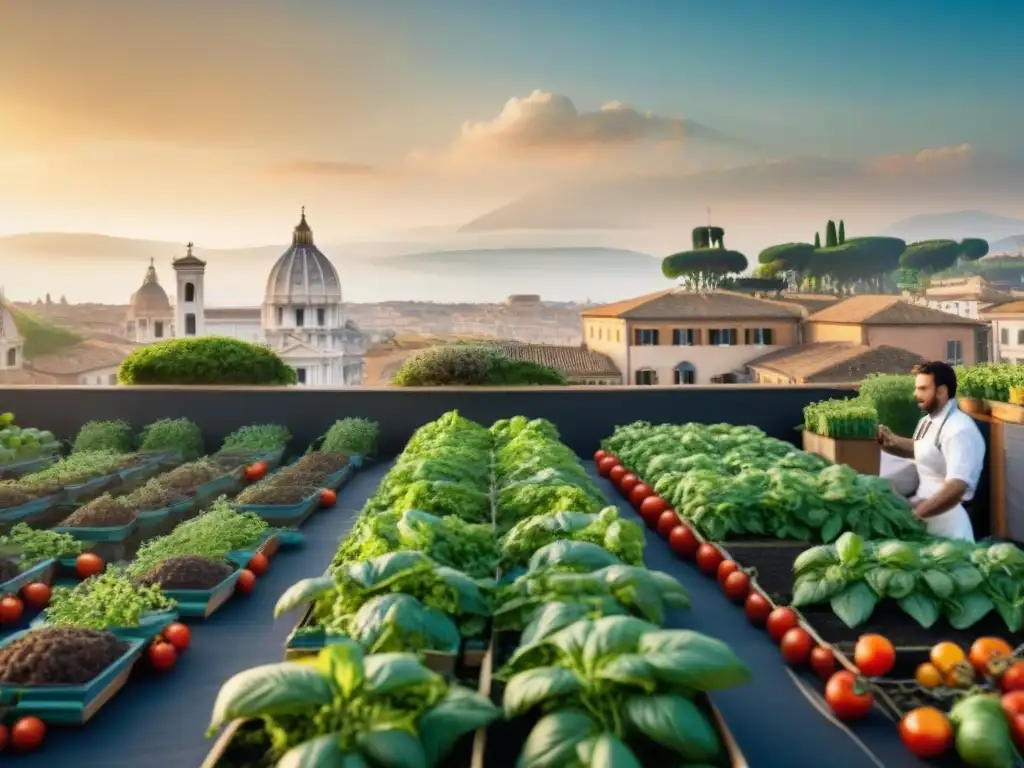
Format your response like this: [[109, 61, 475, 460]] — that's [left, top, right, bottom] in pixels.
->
[[277, 734, 348, 768], [921, 570, 955, 600], [830, 582, 878, 628], [357, 729, 426, 768], [623, 693, 722, 761], [208, 662, 335, 731], [577, 733, 643, 768], [519, 710, 599, 768], [503, 667, 583, 717], [898, 592, 939, 628], [637, 630, 751, 691], [418, 686, 502, 766], [948, 593, 994, 630]]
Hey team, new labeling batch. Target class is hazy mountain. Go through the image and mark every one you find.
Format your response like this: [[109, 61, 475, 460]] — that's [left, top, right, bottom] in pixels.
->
[[989, 235, 1024, 254], [380, 247, 659, 275], [458, 153, 1024, 257], [883, 211, 1024, 244]]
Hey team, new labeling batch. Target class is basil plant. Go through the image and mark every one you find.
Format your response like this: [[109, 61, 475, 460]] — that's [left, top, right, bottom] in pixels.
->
[[208, 641, 500, 767]]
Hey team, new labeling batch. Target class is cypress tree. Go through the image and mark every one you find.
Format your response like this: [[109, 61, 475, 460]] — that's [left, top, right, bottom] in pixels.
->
[[838, 220, 846, 244], [814, 232, 821, 249], [825, 220, 838, 248]]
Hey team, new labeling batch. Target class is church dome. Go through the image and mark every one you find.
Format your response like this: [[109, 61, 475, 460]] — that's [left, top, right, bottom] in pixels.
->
[[130, 259, 172, 316], [264, 208, 342, 305]]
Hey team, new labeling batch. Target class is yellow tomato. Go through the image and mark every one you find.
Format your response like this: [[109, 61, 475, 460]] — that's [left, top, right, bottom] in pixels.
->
[[930, 642, 966, 674], [915, 663, 943, 689]]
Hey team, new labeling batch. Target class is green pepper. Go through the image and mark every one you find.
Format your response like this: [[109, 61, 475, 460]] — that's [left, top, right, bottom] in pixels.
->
[[950, 694, 1015, 768]]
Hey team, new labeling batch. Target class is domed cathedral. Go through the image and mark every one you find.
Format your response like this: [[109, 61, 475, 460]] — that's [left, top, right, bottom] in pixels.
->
[[125, 259, 175, 343], [0, 289, 25, 371], [261, 208, 365, 386]]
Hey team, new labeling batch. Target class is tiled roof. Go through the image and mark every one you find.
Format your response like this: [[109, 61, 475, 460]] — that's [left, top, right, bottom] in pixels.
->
[[581, 290, 804, 321], [28, 338, 139, 375], [746, 342, 927, 383], [493, 341, 621, 377], [772, 294, 841, 315], [982, 300, 1024, 316], [807, 295, 981, 325]]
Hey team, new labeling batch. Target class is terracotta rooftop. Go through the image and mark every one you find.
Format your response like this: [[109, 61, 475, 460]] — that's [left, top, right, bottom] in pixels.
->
[[982, 300, 1024, 316], [493, 341, 620, 377], [28, 338, 139, 376], [807, 295, 981, 325], [746, 342, 927, 384], [581, 290, 804, 321], [772, 294, 841, 315]]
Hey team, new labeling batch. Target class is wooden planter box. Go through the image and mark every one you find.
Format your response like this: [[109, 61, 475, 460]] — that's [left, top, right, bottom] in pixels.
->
[[801, 430, 880, 476], [987, 400, 1024, 425], [958, 397, 990, 416]]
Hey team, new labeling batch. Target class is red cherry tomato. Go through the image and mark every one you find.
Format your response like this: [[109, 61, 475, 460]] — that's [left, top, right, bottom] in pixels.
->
[[236, 569, 257, 595], [148, 641, 178, 672], [745, 592, 772, 626], [668, 525, 700, 559], [781, 627, 814, 667], [618, 473, 638, 496], [163, 622, 191, 652], [0, 596, 24, 626], [247, 552, 269, 577], [10, 717, 45, 752], [811, 647, 837, 679], [319, 488, 338, 508], [695, 543, 724, 576], [717, 560, 740, 585], [594, 449, 608, 463], [766, 607, 799, 643], [75, 552, 105, 579], [722, 571, 750, 603], [597, 456, 620, 477], [629, 483, 653, 509], [21, 582, 52, 609], [825, 671, 874, 720], [608, 465, 627, 486], [656, 510, 680, 537]]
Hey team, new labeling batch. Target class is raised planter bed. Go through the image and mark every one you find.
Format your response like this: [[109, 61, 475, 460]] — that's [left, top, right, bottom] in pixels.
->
[[987, 399, 1024, 425], [136, 498, 195, 534], [0, 493, 61, 529], [0, 453, 59, 481], [469, 632, 748, 768], [63, 473, 119, 505], [957, 397, 990, 416], [231, 492, 321, 528], [161, 565, 244, 619], [801, 430, 880, 476], [0, 557, 59, 595], [194, 470, 244, 505], [30, 609, 180, 643], [51, 517, 143, 563], [0, 632, 145, 725]]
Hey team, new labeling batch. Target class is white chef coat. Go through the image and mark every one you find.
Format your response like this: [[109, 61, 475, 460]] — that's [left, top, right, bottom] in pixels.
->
[[909, 399, 985, 541]]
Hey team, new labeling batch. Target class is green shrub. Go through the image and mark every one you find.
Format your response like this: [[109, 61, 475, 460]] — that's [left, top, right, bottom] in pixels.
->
[[956, 363, 1024, 403], [117, 337, 297, 386], [220, 424, 291, 454], [391, 345, 567, 387], [73, 420, 134, 454], [857, 374, 918, 438], [320, 418, 380, 456], [804, 399, 878, 438], [139, 418, 204, 460]]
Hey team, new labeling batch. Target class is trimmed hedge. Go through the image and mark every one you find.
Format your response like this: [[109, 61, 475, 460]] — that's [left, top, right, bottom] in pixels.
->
[[391, 345, 568, 386], [117, 337, 297, 386]]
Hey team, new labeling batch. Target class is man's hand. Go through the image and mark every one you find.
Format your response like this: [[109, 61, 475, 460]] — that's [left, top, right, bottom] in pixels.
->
[[877, 425, 897, 449]]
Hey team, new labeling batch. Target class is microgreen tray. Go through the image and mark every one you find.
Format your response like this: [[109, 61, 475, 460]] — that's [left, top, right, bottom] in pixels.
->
[[230, 493, 320, 528], [325, 463, 355, 491], [136, 498, 194, 531], [30, 609, 179, 643], [52, 517, 140, 543], [0, 493, 61, 524], [0, 558, 58, 595], [0, 632, 145, 725], [162, 566, 243, 618], [195, 472, 242, 504], [258, 447, 287, 471], [63, 473, 118, 504], [0, 453, 59, 481], [226, 531, 286, 566]]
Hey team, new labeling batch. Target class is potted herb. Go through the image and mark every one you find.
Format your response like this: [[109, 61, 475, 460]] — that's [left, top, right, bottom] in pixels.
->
[[959, 363, 1024, 424], [802, 399, 881, 475]]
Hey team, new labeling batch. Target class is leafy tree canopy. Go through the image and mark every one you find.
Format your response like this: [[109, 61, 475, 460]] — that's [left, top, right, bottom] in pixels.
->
[[758, 242, 816, 270], [900, 240, 962, 273], [959, 238, 989, 261]]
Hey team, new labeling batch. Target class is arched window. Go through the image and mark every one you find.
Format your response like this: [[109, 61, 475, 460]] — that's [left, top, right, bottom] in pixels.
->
[[634, 368, 657, 386], [184, 282, 196, 302], [674, 362, 696, 385], [185, 313, 196, 335], [6, 348, 16, 367]]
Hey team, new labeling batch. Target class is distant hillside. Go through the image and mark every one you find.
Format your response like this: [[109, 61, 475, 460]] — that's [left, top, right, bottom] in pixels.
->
[[991, 234, 1024, 254], [0, 233, 292, 265], [380, 247, 660, 274], [884, 211, 1024, 244]]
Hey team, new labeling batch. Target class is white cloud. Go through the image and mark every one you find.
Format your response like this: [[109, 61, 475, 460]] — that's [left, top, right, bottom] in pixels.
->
[[867, 142, 974, 174]]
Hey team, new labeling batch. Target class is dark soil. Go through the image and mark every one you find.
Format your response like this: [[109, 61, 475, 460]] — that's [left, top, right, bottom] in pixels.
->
[[729, 541, 1024, 652], [124, 480, 189, 513], [137, 555, 233, 590], [286, 452, 348, 476], [0, 627, 128, 685], [213, 453, 251, 471], [235, 484, 317, 505], [158, 463, 221, 496], [59, 494, 137, 527], [0, 557, 22, 583]]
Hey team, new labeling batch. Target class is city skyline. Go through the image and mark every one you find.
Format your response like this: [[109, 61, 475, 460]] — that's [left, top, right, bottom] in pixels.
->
[[1, 0, 1021, 245]]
